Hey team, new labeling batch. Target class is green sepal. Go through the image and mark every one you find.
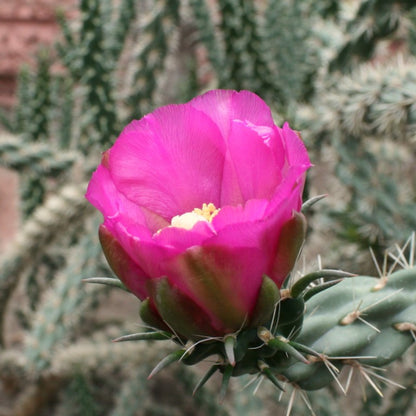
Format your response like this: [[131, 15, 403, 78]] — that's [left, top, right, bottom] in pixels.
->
[[234, 328, 258, 362], [148, 349, 186, 379], [273, 297, 305, 338], [273, 211, 307, 287], [181, 342, 219, 366], [112, 331, 172, 342], [290, 269, 355, 298], [249, 275, 280, 327], [139, 298, 171, 333], [193, 365, 220, 396], [83, 277, 130, 292], [148, 278, 218, 339]]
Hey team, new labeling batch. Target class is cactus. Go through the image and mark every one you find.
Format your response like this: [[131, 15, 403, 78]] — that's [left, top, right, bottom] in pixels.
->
[[112, 264, 416, 398], [329, 0, 416, 73], [0, 0, 415, 415], [310, 59, 416, 254]]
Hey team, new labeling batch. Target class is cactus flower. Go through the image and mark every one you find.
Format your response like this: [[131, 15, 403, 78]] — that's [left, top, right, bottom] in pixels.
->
[[86, 89, 311, 338]]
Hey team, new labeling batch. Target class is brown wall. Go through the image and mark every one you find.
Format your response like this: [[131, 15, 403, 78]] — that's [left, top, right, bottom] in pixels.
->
[[0, 0, 76, 108], [0, 2, 75, 251]]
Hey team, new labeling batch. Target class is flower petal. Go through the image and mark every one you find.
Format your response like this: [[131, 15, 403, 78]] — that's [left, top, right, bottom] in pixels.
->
[[108, 104, 226, 220], [164, 244, 267, 332], [99, 224, 150, 299], [222, 119, 281, 203], [189, 90, 275, 139]]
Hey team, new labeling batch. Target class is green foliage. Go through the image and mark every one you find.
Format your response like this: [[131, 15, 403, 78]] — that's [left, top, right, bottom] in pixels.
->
[[0, 0, 415, 415], [312, 60, 416, 251]]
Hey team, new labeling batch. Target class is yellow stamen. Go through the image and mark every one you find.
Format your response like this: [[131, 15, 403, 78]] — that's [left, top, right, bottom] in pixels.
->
[[170, 203, 219, 230], [192, 203, 220, 221]]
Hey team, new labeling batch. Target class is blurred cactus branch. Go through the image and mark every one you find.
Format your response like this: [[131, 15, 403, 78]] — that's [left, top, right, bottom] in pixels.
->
[[0, 184, 91, 347], [329, 0, 416, 72]]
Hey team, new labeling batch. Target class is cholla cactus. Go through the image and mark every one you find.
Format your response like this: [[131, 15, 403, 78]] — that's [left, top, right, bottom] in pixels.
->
[[311, 59, 416, 252]]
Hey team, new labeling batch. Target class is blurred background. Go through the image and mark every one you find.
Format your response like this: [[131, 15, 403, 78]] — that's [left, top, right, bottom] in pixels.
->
[[0, 0, 415, 415]]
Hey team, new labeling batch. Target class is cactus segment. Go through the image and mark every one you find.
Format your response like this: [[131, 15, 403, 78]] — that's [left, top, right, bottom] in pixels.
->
[[105, 267, 416, 395], [281, 267, 416, 387]]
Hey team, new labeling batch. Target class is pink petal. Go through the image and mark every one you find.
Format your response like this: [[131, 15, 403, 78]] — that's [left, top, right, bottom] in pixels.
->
[[164, 244, 267, 331], [153, 220, 216, 250], [108, 104, 226, 220], [281, 122, 312, 168], [211, 198, 268, 230], [189, 90, 275, 139], [99, 224, 150, 299], [222, 120, 281, 204], [86, 165, 165, 236]]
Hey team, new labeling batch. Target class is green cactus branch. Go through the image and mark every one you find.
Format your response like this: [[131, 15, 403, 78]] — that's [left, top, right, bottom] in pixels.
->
[[0, 184, 92, 347], [0, 133, 79, 175], [125, 0, 180, 120], [321, 59, 416, 141], [329, 0, 416, 72]]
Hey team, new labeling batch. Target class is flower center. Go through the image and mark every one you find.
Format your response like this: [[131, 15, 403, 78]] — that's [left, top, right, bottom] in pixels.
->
[[170, 203, 220, 230]]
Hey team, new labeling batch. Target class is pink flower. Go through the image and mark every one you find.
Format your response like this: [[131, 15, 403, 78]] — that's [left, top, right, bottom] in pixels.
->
[[86, 90, 311, 338]]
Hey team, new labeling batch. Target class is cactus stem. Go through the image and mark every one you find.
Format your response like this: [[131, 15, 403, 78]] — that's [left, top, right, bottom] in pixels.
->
[[341, 288, 403, 326], [340, 300, 362, 325]]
